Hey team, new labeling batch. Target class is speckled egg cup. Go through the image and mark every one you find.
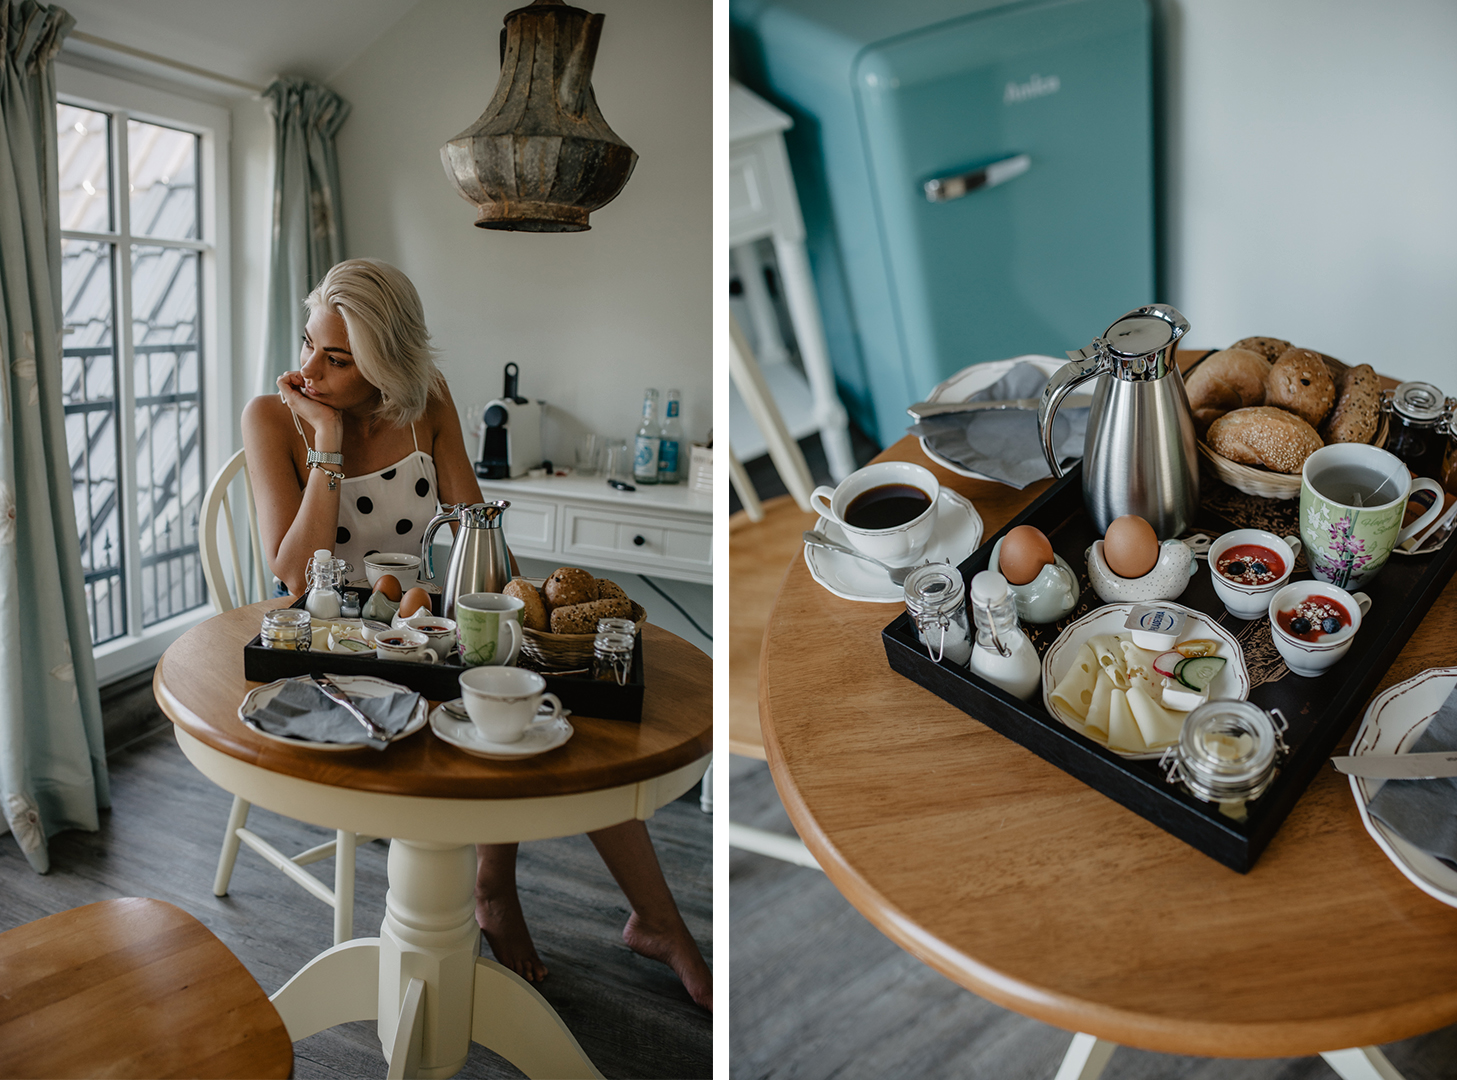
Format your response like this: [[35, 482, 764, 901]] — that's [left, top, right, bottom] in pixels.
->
[[989, 536, 1080, 624], [1086, 538, 1197, 604]]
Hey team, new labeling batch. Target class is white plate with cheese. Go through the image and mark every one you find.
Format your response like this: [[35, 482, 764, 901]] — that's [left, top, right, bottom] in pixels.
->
[[1042, 602, 1250, 759]]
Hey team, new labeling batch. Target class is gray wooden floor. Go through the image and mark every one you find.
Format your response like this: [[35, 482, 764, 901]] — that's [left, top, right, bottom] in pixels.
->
[[0, 695, 711, 1080], [730, 756, 1457, 1080]]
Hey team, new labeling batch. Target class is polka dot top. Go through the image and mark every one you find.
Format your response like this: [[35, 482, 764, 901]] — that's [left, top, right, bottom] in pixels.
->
[[329, 424, 440, 578]]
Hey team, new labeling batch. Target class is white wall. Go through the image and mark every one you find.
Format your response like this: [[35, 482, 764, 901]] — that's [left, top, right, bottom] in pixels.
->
[[1159, 0, 1457, 390], [325, 0, 712, 465]]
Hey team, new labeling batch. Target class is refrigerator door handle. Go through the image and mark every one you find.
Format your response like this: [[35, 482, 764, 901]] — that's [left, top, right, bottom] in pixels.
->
[[923, 153, 1031, 203]]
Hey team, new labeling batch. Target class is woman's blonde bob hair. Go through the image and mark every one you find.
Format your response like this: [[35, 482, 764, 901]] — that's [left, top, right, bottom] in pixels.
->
[[304, 258, 442, 425]]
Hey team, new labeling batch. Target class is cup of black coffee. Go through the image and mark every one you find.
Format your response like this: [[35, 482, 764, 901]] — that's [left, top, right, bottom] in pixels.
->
[[810, 462, 940, 567]]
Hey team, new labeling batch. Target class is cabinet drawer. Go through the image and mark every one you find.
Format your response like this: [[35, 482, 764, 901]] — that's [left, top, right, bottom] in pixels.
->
[[561, 507, 712, 575], [498, 496, 556, 556], [729, 141, 776, 242]]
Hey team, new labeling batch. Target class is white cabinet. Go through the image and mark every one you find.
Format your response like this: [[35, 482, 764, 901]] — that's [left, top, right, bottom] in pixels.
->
[[478, 474, 713, 585]]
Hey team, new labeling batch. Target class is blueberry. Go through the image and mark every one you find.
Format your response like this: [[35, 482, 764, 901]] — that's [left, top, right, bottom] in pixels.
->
[[1321, 616, 1341, 634], [1291, 616, 1312, 635], [1227, 561, 1247, 575], [1250, 561, 1269, 575]]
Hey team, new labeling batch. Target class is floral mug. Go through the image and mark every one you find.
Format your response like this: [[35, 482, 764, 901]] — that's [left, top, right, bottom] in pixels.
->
[[1298, 443, 1444, 589]]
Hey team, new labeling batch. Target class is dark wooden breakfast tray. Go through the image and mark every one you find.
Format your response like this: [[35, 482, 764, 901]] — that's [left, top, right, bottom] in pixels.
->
[[882, 462, 1457, 872], [243, 589, 645, 722]]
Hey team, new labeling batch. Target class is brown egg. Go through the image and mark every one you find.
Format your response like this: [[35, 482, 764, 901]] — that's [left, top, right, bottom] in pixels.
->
[[999, 525, 1055, 586], [373, 573, 403, 602], [398, 587, 432, 619], [1103, 515, 1160, 578]]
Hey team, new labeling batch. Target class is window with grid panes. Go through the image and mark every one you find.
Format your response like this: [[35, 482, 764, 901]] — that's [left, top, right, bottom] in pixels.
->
[[58, 96, 211, 649]]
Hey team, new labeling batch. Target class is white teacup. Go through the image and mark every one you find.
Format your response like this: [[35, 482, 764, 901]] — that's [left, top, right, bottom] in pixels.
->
[[1267, 580, 1372, 677], [364, 552, 422, 591], [392, 610, 459, 657], [459, 666, 562, 744], [1207, 529, 1302, 620], [456, 592, 524, 667], [809, 461, 940, 568], [371, 626, 439, 664]]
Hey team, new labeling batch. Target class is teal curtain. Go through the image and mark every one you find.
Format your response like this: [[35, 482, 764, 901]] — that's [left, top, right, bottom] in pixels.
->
[[0, 0, 109, 873], [257, 77, 349, 395]]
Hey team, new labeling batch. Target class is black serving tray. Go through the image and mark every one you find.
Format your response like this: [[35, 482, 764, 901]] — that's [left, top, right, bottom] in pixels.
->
[[882, 462, 1457, 872], [243, 589, 645, 722]]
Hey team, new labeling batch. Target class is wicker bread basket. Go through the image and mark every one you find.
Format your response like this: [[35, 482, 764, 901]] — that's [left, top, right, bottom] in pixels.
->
[[520, 600, 648, 670], [1194, 352, 1389, 500]]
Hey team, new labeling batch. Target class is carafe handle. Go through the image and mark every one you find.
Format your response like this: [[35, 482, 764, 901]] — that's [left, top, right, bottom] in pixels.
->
[[420, 504, 465, 582], [1039, 344, 1110, 479]]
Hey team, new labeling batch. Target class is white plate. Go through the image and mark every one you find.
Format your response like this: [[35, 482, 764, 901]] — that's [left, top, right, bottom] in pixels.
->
[[429, 702, 574, 760], [804, 488, 983, 603], [1348, 667, 1457, 909], [238, 674, 427, 751], [1041, 602, 1251, 759], [916, 355, 1067, 480]]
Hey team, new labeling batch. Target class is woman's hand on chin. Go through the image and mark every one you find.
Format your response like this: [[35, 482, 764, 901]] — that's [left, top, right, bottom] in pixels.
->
[[277, 371, 343, 438]]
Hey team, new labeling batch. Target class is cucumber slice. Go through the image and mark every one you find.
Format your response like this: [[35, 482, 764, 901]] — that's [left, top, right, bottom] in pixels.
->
[[1174, 639, 1221, 658], [1174, 655, 1226, 691], [1152, 651, 1183, 678]]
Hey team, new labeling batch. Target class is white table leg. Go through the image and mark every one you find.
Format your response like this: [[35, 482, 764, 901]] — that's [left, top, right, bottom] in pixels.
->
[[471, 958, 604, 1079], [386, 977, 426, 1080], [1053, 1032, 1116, 1080], [1321, 1046, 1407, 1080], [269, 937, 382, 1040], [699, 755, 714, 814]]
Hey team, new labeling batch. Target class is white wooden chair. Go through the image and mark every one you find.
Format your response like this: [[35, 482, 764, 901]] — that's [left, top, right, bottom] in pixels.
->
[[200, 447, 367, 944]]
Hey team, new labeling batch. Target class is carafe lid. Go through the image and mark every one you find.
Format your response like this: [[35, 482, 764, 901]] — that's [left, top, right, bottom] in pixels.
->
[[1100, 305, 1189, 359]]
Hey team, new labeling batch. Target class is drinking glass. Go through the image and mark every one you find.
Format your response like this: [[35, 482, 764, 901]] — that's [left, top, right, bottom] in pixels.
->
[[575, 434, 603, 476]]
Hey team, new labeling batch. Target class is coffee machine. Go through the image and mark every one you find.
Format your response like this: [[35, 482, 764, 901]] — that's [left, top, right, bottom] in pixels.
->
[[476, 362, 544, 479]]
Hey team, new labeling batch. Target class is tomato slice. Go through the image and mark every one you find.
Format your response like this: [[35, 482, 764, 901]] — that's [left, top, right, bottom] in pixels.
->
[[1174, 638, 1221, 658]]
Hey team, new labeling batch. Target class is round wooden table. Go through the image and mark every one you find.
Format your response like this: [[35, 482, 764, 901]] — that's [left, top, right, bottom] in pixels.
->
[[759, 435, 1457, 1067], [154, 600, 711, 1080]]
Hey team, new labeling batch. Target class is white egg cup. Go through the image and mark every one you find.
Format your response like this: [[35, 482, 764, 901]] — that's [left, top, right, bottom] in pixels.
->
[[988, 536, 1079, 624], [1267, 581, 1372, 677], [1086, 538, 1196, 604], [1207, 529, 1302, 621]]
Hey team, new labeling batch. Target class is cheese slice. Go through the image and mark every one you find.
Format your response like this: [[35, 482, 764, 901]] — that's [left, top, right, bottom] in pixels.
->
[[1126, 681, 1187, 749], [1105, 689, 1147, 754], [1085, 634, 1131, 690], [1050, 643, 1099, 720], [1083, 669, 1116, 738], [1119, 639, 1164, 685]]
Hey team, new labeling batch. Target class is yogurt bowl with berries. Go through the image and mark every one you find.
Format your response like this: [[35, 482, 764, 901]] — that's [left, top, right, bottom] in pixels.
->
[[1208, 528, 1302, 620], [1268, 580, 1372, 677]]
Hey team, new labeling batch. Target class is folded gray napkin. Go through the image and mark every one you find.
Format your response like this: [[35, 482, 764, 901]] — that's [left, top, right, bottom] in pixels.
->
[[248, 678, 421, 750], [1366, 681, 1457, 869], [907, 362, 1087, 490]]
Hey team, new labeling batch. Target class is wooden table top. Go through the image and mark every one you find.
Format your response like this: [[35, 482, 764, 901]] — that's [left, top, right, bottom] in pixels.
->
[[155, 599, 712, 800], [759, 388, 1457, 1057]]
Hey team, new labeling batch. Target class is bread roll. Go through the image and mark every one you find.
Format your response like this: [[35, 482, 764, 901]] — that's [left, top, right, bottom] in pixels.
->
[[1266, 347, 1336, 427], [502, 578, 548, 631], [1185, 348, 1271, 434], [596, 578, 627, 601], [1207, 406, 1324, 474], [550, 597, 633, 634], [542, 567, 598, 609], [1320, 363, 1381, 445], [1229, 337, 1293, 364]]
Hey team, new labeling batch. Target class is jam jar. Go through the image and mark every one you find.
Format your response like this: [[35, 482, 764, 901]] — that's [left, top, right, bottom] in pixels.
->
[[1160, 700, 1288, 807], [1382, 381, 1454, 479], [260, 607, 311, 650], [903, 564, 971, 666]]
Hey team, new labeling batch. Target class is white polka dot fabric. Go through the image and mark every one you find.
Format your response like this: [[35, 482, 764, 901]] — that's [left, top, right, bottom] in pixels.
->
[[333, 449, 440, 576]]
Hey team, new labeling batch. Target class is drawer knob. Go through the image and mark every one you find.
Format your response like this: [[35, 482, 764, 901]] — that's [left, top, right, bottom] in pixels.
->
[[633, 534, 646, 547]]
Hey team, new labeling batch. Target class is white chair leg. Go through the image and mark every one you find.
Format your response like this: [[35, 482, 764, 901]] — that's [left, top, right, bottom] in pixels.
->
[[699, 756, 713, 813], [730, 315, 817, 512], [728, 822, 821, 870], [729, 450, 765, 522], [333, 830, 356, 944], [1321, 1046, 1407, 1080], [1054, 1033, 1117, 1080], [731, 242, 793, 367], [213, 795, 251, 896]]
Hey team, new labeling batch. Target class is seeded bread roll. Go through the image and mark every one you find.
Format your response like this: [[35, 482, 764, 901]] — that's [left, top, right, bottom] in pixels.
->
[[550, 597, 633, 634], [1266, 347, 1337, 427], [1320, 363, 1381, 444], [595, 578, 627, 601], [542, 567, 598, 609], [1185, 348, 1271, 434], [1207, 406, 1324, 474], [502, 578, 548, 631], [1229, 336, 1293, 364]]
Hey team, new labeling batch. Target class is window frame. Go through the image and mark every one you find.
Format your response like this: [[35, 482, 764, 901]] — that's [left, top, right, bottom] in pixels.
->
[[56, 63, 233, 685]]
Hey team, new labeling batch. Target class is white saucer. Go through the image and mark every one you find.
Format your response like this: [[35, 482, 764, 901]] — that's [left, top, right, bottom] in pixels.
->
[[1042, 602, 1250, 760], [238, 674, 428, 751], [916, 355, 1066, 480], [1348, 666, 1457, 909], [804, 488, 982, 603], [429, 702, 574, 760]]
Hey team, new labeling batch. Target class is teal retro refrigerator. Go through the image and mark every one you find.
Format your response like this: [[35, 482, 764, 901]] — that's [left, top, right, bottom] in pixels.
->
[[730, 0, 1155, 450]]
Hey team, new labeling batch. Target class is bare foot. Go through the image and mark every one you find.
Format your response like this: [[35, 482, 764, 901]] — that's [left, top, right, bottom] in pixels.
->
[[477, 893, 548, 983], [623, 911, 712, 1010]]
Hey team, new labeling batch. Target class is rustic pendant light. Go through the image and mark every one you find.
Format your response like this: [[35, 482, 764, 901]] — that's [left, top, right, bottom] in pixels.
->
[[441, 0, 638, 232]]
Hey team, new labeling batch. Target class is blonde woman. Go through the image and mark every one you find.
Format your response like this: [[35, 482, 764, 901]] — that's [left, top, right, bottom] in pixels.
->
[[242, 259, 711, 1010]]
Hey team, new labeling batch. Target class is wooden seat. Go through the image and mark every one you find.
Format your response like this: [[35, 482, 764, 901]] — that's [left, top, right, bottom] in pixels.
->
[[0, 898, 292, 1079]]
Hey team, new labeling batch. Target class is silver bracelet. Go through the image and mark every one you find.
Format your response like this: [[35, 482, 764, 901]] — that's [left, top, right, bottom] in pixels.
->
[[307, 461, 346, 491], [306, 448, 344, 467]]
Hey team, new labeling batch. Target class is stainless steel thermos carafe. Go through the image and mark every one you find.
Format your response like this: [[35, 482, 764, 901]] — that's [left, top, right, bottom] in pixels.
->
[[1038, 305, 1198, 539], [420, 501, 514, 619]]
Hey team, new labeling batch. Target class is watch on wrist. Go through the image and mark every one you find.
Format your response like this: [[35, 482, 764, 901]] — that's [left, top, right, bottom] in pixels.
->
[[306, 448, 344, 467]]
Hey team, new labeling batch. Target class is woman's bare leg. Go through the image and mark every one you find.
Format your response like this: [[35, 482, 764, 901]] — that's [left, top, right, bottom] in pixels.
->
[[474, 842, 548, 982], [588, 819, 712, 1010]]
